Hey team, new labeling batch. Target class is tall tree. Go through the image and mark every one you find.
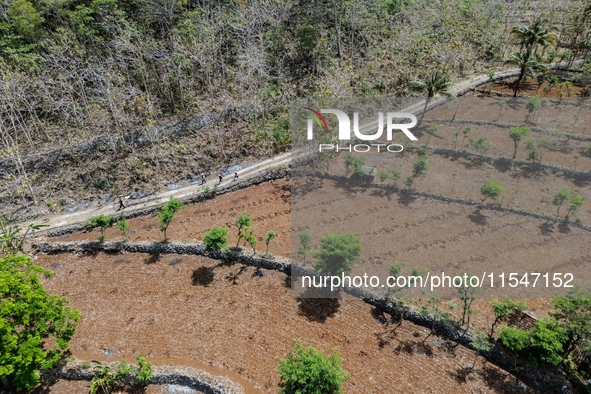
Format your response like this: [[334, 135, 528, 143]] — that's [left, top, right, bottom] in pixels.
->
[[511, 18, 558, 54], [503, 48, 547, 97], [0, 254, 81, 391], [410, 70, 454, 126]]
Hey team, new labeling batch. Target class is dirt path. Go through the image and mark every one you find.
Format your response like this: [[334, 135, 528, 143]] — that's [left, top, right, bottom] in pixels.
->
[[20, 61, 582, 236], [21, 151, 291, 235]]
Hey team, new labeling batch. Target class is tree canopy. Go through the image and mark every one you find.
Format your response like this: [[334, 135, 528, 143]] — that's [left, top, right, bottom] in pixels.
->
[[0, 254, 81, 391]]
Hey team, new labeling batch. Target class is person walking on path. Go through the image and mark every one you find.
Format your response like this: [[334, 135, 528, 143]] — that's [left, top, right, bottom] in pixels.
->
[[234, 172, 239, 180], [118, 196, 126, 210], [219, 174, 223, 183], [201, 174, 206, 185]]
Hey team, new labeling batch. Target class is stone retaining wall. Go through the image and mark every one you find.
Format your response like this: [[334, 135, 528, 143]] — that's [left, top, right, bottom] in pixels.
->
[[57, 368, 229, 394], [294, 170, 591, 232], [423, 118, 591, 143], [34, 240, 575, 393], [46, 168, 291, 238]]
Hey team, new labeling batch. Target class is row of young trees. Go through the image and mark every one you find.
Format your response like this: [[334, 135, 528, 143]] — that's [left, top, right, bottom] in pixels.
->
[[291, 227, 591, 378], [86, 202, 280, 256]]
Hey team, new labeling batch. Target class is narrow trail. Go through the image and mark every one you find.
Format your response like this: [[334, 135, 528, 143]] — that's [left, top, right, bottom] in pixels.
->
[[21, 60, 582, 235]]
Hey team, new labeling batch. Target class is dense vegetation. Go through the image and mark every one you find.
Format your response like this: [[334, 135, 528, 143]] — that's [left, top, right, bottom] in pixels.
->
[[1, 0, 590, 217], [0, 254, 80, 391]]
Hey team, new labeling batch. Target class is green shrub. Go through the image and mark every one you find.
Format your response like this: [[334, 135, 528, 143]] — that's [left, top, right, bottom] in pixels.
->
[[277, 340, 349, 394], [115, 217, 129, 241], [499, 318, 567, 366], [87, 214, 114, 242], [134, 354, 153, 385], [0, 255, 81, 391], [265, 230, 277, 256], [313, 232, 362, 275], [157, 198, 183, 242], [480, 180, 503, 203], [204, 227, 229, 251], [234, 212, 252, 248]]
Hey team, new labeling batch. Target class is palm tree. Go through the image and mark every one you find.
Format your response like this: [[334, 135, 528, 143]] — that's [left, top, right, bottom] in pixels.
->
[[410, 70, 454, 126], [511, 18, 558, 54], [503, 48, 548, 97]]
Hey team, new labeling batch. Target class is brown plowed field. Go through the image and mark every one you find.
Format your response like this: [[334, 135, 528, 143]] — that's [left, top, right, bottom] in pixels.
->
[[329, 150, 591, 225], [474, 78, 590, 99], [34, 251, 536, 393], [291, 177, 591, 298], [54, 180, 292, 258]]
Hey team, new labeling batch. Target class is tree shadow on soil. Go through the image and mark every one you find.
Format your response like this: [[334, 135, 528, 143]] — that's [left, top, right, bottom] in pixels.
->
[[558, 219, 572, 234], [292, 177, 323, 198], [539, 221, 555, 235], [297, 296, 341, 323], [468, 208, 487, 226], [397, 193, 418, 206], [480, 364, 519, 393], [192, 266, 215, 286], [448, 366, 475, 384], [449, 364, 517, 393], [225, 266, 248, 285], [393, 339, 434, 358], [283, 275, 292, 288], [492, 161, 512, 174], [144, 253, 161, 264]]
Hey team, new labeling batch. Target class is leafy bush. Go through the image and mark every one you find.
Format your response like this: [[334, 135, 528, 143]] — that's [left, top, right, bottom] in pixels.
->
[[89, 354, 153, 393], [234, 212, 253, 248], [0, 254, 81, 391], [480, 180, 503, 203], [265, 230, 277, 255], [90, 360, 134, 394], [276, 340, 349, 394], [313, 232, 362, 275], [204, 227, 229, 251], [134, 354, 154, 385], [343, 153, 366, 176], [87, 214, 113, 242], [157, 198, 183, 242], [115, 217, 129, 241], [499, 318, 568, 366], [489, 298, 528, 338], [508, 126, 530, 158], [297, 229, 312, 265], [553, 187, 571, 218], [0, 217, 48, 254]]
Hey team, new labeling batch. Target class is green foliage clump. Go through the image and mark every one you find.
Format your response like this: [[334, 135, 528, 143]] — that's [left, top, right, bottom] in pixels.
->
[[276, 340, 349, 394], [265, 230, 277, 256], [297, 229, 312, 265], [89, 354, 153, 394], [313, 232, 362, 275], [480, 180, 503, 203], [204, 227, 229, 251], [424, 125, 440, 148], [0, 254, 81, 391], [343, 153, 366, 176], [508, 126, 530, 159], [489, 298, 528, 338], [157, 198, 183, 242], [234, 212, 253, 248], [553, 187, 571, 218], [405, 156, 429, 188], [134, 354, 154, 385], [0, 217, 48, 254], [115, 217, 129, 241], [469, 137, 492, 156], [87, 214, 114, 242], [499, 318, 567, 366], [566, 192, 585, 218]]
